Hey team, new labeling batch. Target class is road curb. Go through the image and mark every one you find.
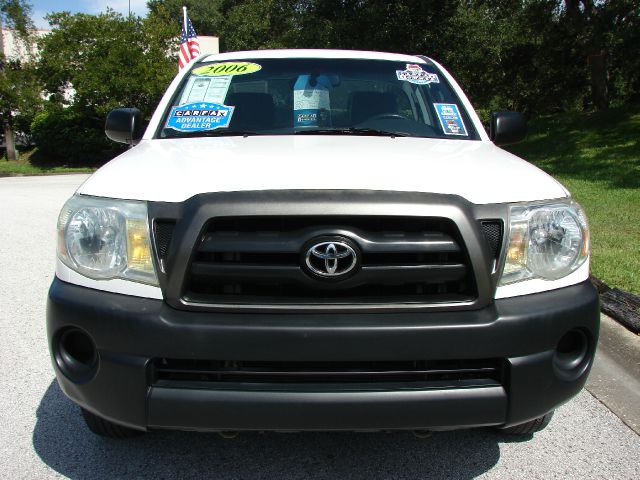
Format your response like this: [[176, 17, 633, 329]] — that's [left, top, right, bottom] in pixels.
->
[[591, 276, 640, 334], [586, 314, 640, 434]]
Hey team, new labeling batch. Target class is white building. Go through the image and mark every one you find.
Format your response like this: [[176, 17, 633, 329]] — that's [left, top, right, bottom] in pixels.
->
[[1, 28, 50, 60], [199, 36, 219, 55]]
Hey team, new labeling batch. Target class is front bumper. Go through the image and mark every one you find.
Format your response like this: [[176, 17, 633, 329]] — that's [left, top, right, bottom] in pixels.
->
[[47, 278, 599, 432]]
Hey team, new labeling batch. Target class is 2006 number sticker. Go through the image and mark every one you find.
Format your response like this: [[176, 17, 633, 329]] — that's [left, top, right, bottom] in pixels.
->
[[193, 62, 262, 76]]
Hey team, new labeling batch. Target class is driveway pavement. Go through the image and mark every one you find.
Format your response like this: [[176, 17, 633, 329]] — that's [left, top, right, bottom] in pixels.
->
[[0, 174, 638, 479]]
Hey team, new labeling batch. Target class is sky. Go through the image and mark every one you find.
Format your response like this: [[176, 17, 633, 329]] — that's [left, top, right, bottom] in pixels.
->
[[30, 1, 149, 29]]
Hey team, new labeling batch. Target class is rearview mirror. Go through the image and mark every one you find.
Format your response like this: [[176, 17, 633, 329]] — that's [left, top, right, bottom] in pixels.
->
[[490, 111, 527, 146], [105, 108, 144, 145]]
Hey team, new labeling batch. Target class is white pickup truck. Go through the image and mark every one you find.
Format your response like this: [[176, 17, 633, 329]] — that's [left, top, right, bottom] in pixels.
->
[[47, 49, 599, 438]]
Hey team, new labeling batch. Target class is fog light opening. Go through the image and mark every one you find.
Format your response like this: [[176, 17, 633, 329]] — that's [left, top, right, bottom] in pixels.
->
[[553, 328, 589, 379], [55, 328, 99, 384]]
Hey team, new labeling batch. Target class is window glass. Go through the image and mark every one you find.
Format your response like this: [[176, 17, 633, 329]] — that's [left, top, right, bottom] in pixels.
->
[[159, 58, 477, 140]]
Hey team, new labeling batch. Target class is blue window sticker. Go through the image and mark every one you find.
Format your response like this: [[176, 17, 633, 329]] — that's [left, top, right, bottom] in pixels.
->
[[166, 102, 234, 132], [434, 103, 468, 136], [396, 64, 439, 85]]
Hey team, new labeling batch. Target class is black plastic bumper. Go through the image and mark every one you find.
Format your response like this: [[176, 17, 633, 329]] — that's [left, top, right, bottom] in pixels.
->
[[46, 278, 600, 432]]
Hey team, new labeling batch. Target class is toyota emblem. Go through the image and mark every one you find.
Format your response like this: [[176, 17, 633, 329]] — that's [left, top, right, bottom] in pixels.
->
[[304, 240, 358, 278]]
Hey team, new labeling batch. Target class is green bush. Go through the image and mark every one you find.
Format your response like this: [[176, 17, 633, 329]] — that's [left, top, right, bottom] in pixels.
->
[[31, 107, 124, 166]]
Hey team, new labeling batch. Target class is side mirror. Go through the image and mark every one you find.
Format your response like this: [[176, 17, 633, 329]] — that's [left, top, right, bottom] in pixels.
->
[[105, 108, 144, 145], [490, 111, 527, 146]]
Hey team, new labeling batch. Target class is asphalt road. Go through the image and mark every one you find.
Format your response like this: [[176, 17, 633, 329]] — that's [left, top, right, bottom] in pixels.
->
[[0, 174, 638, 480]]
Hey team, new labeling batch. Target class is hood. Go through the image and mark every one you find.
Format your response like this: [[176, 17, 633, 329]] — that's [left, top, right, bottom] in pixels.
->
[[78, 136, 567, 204]]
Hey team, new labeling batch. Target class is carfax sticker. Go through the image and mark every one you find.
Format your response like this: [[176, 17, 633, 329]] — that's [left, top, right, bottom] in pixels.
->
[[193, 62, 262, 76], [433, 103, 468, 136], [294, 109, 330, 126], [166, 102, 234, 131], [396, 64, 439, 84]]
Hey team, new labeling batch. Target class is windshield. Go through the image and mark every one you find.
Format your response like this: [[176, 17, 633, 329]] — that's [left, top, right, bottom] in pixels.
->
[[158, 58, 478, 140]]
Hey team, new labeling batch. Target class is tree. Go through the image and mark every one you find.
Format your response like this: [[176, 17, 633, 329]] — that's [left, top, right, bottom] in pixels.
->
[[146, 0, 298, 52], [219, 0, 300, 50], [0, 59, 41, 145], [38, 10, 175, 117], [554, 0, 639, 111], [147, 0, 224, 37], [606, 0, 640, 104], [0, 0, 35, 160], [33, 10, 178, 163]]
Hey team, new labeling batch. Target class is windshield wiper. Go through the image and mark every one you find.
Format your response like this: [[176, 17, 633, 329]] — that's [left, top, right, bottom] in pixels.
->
[[164, 127, 411, 139], [295, 128, 411, 137], [165, 130, 262, 138]]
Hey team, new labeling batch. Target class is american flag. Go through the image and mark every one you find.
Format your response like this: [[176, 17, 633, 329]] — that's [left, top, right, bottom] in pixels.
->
[[178, 10, 200, 70]]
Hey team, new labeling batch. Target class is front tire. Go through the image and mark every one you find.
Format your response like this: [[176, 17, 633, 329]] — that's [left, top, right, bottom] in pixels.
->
[[81, 408, 143, 439], [498, 411, 554, 435]]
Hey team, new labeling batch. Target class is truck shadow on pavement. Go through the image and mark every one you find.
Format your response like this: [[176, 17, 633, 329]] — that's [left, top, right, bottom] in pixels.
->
[[33, 380, 523, 480]]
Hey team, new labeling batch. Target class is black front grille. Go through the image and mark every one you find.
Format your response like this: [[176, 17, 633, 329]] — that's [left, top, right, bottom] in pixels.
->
[[151, 358, 504, 387], [183, 216, 477, 306]]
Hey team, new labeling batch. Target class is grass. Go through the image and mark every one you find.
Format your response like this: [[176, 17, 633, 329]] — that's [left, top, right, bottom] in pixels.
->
[[506, 105, 640, 296], [0, 149, 95, 176]]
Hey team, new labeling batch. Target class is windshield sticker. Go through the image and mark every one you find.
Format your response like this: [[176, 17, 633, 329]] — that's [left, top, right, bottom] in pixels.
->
[[396, 64, 440, 85], [184, 77, 212, 103], [180, 75, 233, 104], [293, 75, 332, 128], [202, 76, 232, 103], [434, 103, 468, 136], [166, 102, 234, 132], [193, 62, 262, 77]]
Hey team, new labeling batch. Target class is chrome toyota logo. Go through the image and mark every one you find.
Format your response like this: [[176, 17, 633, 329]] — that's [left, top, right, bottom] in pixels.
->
[[304, 240, 358, 277]]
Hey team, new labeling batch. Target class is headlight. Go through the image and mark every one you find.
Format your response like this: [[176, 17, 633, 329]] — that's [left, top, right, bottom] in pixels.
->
[[499, 200, 589, 285], [57, 195, 157, 285]]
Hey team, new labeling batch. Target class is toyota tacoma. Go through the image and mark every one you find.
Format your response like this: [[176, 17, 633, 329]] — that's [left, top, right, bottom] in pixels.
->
[[47, 50, 599, 438]]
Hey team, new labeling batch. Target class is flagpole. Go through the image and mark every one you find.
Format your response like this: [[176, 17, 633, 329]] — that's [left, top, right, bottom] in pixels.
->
[[183, 6, 188, 38], [178, 5, 200, 69]]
